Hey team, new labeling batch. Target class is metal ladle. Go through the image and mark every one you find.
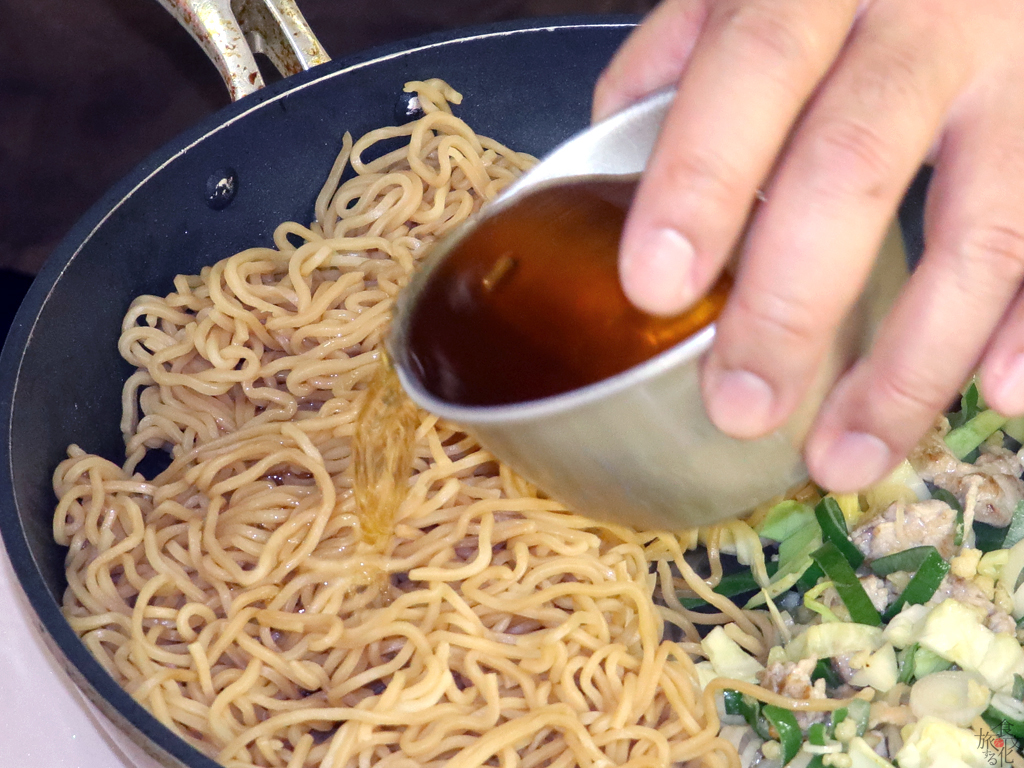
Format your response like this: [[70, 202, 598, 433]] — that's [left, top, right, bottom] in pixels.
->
[[388, 89, 909, 530]]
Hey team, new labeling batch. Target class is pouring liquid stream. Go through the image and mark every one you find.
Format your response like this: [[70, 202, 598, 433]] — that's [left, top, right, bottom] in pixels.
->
[[405, 179, 732, 407], [352, 353, 420, 551]]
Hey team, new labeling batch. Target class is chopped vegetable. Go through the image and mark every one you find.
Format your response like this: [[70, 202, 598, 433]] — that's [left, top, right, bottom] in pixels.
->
[[811, 542, 882, 626], [864, 460, 930, 515], [985, 691, 1024, 738], [882, 548, 950, 622], [896, 716, 992, 768], [762, 705, 802, 764], [846, 698, 871, 737], [746, 523, 822, 608], [758, 500, 816, 542], [831, 698, 870, 740], [949, 380, 983, 428], [848, 736, 897, 767], [929, 487, 965, 547], [804, 580, 843, 623], [897, 643, 919, 684], [736, 693, 772, 740], [722, 688, 742, 716], [807, 722, 827, 746], [978, 548, 1010, 581], [912, 646, 952, 679], [1003, 500, 1024, 550], [679, 561, 779, 609], [999, 538, 1024, 619], [811, 658, 843, 689], [975, 522, 1009, 553], [795, 563, 824, 593], [869, 546, 938, 577], [918, 599, 1024, 691], [909, 670, 991, 727], [813, 497, 864, 569], [848, 642, 898, 692], [831, 492, 863, 527], [701, 626, 763, 683], [944, 408, 1009, 459], [1014, 673, 1024, 701], [788, 621, 884, 661], [1005, 414, 1024, 444]]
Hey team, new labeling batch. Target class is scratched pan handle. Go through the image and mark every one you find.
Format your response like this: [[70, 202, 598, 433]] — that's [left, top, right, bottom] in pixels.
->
[[156, 0, 331, 101]]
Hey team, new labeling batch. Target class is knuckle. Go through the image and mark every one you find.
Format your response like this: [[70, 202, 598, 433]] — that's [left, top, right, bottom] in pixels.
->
[[716, 3, 818, 70], [658, 146, 746, 213], [847, 38, 933, 117], [809, 117, 900, 203], [954, 220, 1024, 281], [872, 365, 951, 420], [732, 287, 821, 350]]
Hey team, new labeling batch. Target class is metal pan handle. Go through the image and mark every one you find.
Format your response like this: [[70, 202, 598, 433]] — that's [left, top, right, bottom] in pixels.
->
[[156, 0, 330, 101]]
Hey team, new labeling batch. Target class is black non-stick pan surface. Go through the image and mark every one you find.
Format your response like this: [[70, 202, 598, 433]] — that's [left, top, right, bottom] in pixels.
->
[[0, 15, 927, 768]]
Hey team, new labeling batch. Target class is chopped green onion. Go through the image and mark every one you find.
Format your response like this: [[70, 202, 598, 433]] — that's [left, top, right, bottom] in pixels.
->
[[845, 699, 871, 737], [795, 563, 824, 593], [870, 546, 939, 577], [883, 548, 950, 622], [912, 646, 951, 678], [746, 524, 821, 608], [1005, 415, 1024, 445], [930, 487, 962, 514], [779, 521, 823, 569], [949, 381, 983, 429], [1014, 674, 1024, 702], [974, 521, 1007, 553], [1003, 500, 1024, 550], [738, 693, 772, 740], [723, 688, 743, 716], [807, 722, 827, 747], [811, 542, 882, 626], [758, 500, 816, 542], [984, 692, 1024, 739], [930, 487, 965, 546], [762, 705, 802, 764], [811, 658, 843, 689], [963, 381, 982, 416], [896, 643, 918, 685], [679, 562, 779, 609], [814, 497, 864, 569], [805, 758, 826, 768], [945, 409, 1009, 459]]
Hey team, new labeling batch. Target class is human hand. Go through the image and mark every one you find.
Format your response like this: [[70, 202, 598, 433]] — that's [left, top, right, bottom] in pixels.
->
[[594, 0, 1024, 492]]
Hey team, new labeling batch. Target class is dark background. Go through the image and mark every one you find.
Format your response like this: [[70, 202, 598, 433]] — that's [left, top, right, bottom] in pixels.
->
[[0, 1, 656, 337], [0, 0, 654, 279]]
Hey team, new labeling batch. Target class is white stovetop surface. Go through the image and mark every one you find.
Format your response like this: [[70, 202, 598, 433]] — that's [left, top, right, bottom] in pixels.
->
[[0, 542, 159, 768]]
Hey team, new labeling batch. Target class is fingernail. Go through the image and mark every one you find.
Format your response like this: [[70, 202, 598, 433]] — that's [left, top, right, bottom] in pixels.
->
[[988, 353, 1024, 414], [704, 368, 775, 439], [621, 227, 695, 316], [811, 431, 892, 493]]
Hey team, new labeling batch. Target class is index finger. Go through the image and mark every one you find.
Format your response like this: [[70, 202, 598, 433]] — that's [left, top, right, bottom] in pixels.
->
[[614, 0, 859, 317]]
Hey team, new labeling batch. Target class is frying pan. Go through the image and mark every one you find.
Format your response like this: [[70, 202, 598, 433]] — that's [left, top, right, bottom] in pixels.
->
[[0, 10, 929, 768]]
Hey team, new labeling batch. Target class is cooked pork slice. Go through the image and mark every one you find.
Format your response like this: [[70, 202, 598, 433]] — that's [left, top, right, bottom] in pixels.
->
[[860, 574, 895, 613], [909, 419, 1024, 527], [758, 659, 827, 728], [851, 499, 958, 561], [929, 573, 1016, 635]]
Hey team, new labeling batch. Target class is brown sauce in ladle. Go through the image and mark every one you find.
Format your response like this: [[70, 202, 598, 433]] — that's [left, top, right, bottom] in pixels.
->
[[405, 179, 731, 407]]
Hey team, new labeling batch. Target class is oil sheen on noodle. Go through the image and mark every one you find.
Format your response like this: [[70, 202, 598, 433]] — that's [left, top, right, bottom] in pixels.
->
[[50, 80, 835, 768]]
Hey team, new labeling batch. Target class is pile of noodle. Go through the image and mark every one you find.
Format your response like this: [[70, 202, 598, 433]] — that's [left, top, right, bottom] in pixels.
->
[[52, 80, 833, 768]]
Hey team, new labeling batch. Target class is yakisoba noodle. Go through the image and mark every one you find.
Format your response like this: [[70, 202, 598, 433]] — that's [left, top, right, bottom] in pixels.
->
[[52, 80, 836, 768]]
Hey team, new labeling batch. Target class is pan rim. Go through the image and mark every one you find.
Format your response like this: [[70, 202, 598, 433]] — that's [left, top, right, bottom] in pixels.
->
[[0, 15, 638, 768]]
